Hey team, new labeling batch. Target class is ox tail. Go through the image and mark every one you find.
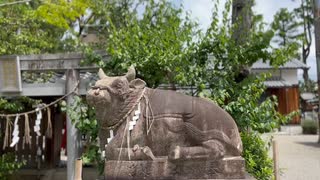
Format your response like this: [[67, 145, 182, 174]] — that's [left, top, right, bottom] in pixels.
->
[[184, 122, 242, 156]]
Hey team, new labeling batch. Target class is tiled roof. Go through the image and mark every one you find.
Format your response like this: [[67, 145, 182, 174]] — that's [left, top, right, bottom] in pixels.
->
[[264, 80, 293, 88], [251, 59, 309, 70], [262, 76, 294, 88]]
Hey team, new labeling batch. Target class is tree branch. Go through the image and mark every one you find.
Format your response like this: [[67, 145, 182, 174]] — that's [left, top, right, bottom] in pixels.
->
[[0, 0, 31, 7]]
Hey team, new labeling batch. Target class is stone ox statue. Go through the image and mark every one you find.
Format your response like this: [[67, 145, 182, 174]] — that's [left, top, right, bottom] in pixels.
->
[[87, 66, 245, 179]]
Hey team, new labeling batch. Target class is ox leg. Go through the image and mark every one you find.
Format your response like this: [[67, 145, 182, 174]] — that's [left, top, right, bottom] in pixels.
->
[[105, 145, 155, 160], [169, 140, 226, 160], [98, 128, 109, 150]]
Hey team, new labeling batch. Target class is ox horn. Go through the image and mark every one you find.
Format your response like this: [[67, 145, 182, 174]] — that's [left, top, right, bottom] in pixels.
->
[[98, 68, 108, 79], [125, 65, 136, 82]]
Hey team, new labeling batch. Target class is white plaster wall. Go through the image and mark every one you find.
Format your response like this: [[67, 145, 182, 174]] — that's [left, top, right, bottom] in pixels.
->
[[251, 69, 298, 85], [251, 69, 280, 77], [281, 69, 298, 85]]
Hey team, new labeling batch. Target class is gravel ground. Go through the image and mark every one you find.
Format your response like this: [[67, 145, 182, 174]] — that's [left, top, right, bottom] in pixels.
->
[[273, 134, 320, 180]]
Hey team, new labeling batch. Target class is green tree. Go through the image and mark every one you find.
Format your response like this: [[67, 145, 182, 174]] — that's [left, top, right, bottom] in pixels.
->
[[103, 0, 197, 88], [192, 2, 294, 179], [271, 8, 301, 60], [294, 0, 313, 90], [0, 0, 72, 55], [272, 8, 300, 46]]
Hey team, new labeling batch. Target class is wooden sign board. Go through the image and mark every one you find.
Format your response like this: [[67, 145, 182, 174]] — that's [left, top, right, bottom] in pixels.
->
[[0, 56, 22, 92]]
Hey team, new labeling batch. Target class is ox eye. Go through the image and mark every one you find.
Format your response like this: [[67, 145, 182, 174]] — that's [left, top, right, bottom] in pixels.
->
[[112, 80, 124, 89]]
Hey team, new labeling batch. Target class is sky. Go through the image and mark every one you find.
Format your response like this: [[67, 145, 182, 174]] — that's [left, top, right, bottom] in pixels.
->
[[172, 0, 317, 81]]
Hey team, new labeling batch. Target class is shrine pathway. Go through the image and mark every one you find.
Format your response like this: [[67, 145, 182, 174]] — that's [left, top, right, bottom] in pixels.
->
[[273, 134, 320, 180]]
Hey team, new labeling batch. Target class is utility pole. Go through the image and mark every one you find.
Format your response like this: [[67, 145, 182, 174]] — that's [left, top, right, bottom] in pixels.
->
[[313, 0, 320, 143]]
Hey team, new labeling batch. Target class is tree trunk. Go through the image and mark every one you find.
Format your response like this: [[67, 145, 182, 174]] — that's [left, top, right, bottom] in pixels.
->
[[232, 0, 253, 82], [303, 68, 310, 88], [302, 50, 310, 90], [232, 0, 253, 44], [301, 0, 312, 91]]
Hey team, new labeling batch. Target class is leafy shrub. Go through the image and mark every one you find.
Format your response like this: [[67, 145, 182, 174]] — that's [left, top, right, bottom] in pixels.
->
[[302, 120, 318, 134], [241, 132, 273, 180], [60, 97, 104, 175], [0, 153, 25, 180]]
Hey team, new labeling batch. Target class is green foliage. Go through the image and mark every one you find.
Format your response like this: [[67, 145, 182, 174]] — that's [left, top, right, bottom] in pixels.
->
[[0, 153, 25, 180], [0, 97, 41, 114], [272, 8, 301, 46], [241, 132, 274, 180], [0, 0, 67, 55], [60, 96, 104, 174], [36, 0, 88, 29], [104, 0, 198, 87], [222, 75, 289, 133], [299, 79, 317, 93], [302, 120, 318, 134], [195, 2, 296, 178]]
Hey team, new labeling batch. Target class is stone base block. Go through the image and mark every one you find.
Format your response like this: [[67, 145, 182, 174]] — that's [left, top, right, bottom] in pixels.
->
[[105, 156, 248, 179]]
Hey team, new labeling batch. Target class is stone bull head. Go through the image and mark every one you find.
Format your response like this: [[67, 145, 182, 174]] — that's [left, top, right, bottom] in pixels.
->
[[87, 66, 145, 126]]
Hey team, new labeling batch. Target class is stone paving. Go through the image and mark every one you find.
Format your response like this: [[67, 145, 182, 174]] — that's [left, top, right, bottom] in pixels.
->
[[273, 134, 320, 180]]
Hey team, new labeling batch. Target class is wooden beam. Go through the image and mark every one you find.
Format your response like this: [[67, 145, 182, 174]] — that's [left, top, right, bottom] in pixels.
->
[[1, 53, 109, 71], [0, 79, 91, 97]]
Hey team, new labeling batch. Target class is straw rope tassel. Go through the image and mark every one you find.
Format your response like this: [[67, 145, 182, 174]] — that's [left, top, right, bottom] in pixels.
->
[[24, 113, 31, 146], [10, 114, 20, 147], [46, 107, 52, 139]]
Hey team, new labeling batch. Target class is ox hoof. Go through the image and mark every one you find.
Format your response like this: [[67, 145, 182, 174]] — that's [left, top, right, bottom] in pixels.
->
[[169, 146, 181, 160]]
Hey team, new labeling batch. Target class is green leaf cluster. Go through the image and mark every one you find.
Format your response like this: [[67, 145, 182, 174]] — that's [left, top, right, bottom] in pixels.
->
[[104, 0, 198, 88], [0, 96, 41, 114], [241, 132, 273, 180], [0, 153, 25, 180], [60, 96, 104, 174]]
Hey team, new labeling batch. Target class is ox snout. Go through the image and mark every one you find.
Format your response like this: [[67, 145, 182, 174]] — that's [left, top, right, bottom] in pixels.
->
[[86, 88, 111, 107]]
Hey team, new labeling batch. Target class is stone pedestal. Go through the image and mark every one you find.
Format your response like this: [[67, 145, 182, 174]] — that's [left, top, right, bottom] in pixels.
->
[[105, 156, 248, 179]]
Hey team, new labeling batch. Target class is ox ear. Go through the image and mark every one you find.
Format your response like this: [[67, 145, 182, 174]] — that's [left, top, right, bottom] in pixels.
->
[[98, 68, 108, 79], [129, 79, 146, 89], [125, 65, 136, 82]]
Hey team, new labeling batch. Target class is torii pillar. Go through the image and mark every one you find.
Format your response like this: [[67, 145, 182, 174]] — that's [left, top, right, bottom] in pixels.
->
[[66, 69, 81, 180]]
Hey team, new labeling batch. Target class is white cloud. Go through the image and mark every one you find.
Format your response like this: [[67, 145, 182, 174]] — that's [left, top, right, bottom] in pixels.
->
[[253, 0, 299, 23], [181, 0, 216, 30]]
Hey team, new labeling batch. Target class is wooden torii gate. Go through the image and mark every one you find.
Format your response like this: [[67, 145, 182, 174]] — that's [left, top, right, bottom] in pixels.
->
[[0, 53, 108, 180]]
